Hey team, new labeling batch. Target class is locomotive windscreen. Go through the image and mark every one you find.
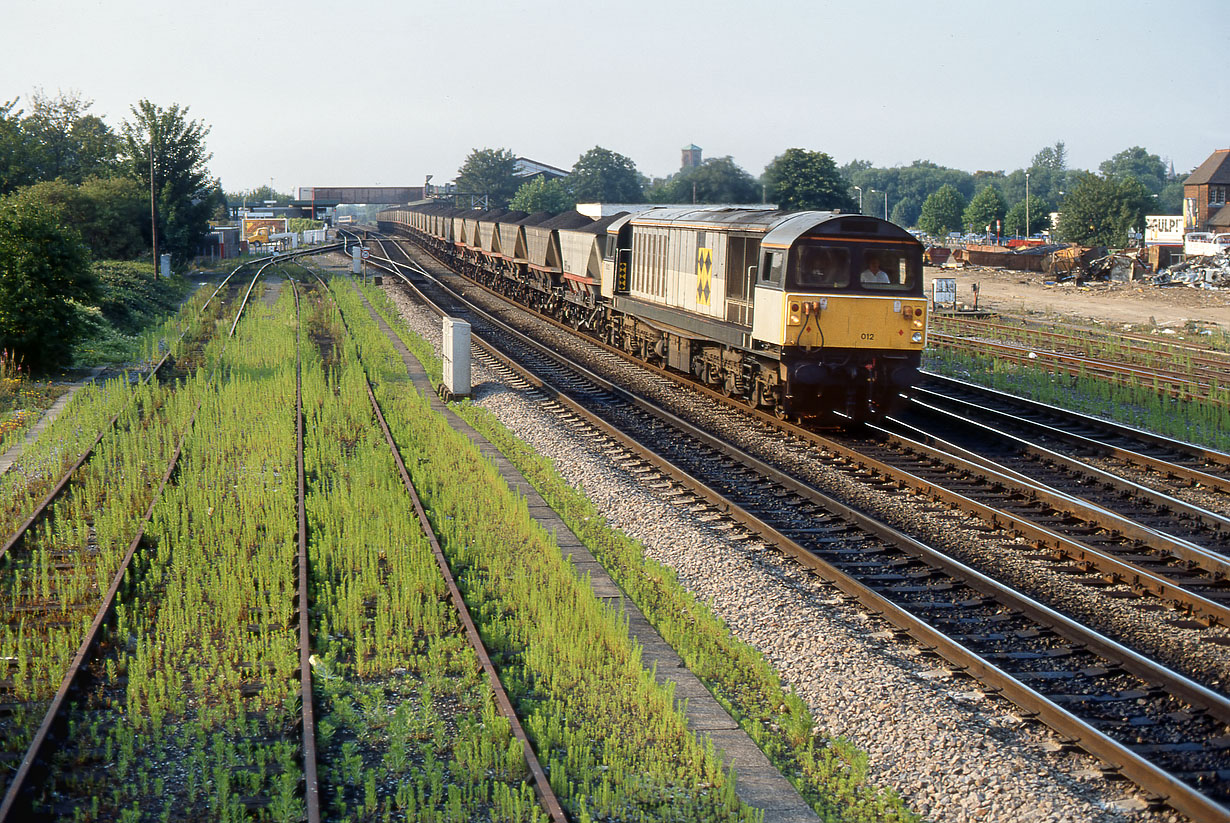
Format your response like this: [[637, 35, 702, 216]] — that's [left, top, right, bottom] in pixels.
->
[[788, 239, 921, 293]]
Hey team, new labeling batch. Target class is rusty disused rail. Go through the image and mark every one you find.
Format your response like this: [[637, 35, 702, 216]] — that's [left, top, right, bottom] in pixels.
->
[[297, 262, 568, 823], [289, 278, 323, 823]]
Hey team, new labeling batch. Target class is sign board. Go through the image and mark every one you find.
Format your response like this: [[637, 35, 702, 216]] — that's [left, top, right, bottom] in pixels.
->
[[932, 277, 957, 306], [1144, 215, 1184, 246], [361, 248, 370, 259], [242, 217, 288, 244]]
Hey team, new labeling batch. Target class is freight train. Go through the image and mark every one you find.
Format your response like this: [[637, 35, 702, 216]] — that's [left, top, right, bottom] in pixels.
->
[[378, 204, 927, 422]]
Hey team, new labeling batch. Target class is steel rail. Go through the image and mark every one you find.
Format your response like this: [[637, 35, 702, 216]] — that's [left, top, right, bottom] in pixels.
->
[[376, 233, 1230, 620], [0, 405, 198, 821], [889, 395, 1230, 544], [913, 374, 1230, 483], [294, 261, 569, 823], [929, 314, 1230, 374], [929, 332, 1229, 406], [818, 423, 1230, 625], [289, 278, 322, 823], [0, 250, 335, 819], [368, 236, 1230, 822]]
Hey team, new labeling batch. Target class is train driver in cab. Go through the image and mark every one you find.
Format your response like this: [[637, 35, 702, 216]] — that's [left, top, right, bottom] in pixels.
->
[[860, 253, 891, 284]]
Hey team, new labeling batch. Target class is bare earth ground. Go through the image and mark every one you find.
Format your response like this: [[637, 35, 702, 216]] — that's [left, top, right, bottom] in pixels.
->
[[926, 265, 1230, 331]]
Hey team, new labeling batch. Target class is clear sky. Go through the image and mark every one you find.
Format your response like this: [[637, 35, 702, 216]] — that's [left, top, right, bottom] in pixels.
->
[[4, 0, 1227, 194]]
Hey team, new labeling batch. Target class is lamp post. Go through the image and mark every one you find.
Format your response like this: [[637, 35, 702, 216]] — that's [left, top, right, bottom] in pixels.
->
[[1025, 172, 1030, 238], [882, 190, 888, 220], [854, 185, 863, 213]]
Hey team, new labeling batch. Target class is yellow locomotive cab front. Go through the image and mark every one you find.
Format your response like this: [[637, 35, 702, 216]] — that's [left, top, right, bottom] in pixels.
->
[[784, 295, 927, 349]]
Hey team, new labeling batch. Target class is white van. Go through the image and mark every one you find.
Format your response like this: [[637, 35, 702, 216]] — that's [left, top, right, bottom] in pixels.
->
[[1183, 232, 1230, 256]]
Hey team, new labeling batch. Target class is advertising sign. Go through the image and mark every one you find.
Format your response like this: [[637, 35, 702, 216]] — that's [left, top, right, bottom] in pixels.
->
[[1144, 215, 1184, 246], [242, 217, 288, 244]]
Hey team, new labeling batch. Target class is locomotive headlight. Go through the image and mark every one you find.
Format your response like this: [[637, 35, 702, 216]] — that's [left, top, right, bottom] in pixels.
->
[[789, 302, 801, 325], [911, 331, 923, 343]]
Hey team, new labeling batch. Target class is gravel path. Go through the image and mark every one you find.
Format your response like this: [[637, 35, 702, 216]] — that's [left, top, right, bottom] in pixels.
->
[[370, 260, 1195, 823]]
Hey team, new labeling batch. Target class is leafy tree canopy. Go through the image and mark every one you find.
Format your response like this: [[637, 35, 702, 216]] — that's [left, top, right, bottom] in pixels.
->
[[569, 146, 642, 203], [763, 148, 855, 212], [11, 177, 147, 261], [510, 176, 575, 213], [917, 184, 966, 237], [0, 192, 97, 371], [24, 89, 119, 184], [1056, 172, 1151, 247], [120, 100, 219, 267], [844, 159, 976, 227], [1032, 141, 1067, 172], [645, 156, 759, 205], [0, 98, 38, 195], [1003, 198, 1053, 237], [1099, 146, 1166, 194], [963, 184, 1007, 233], [227, 185, 293, 206], [455, 147, 519, 208]]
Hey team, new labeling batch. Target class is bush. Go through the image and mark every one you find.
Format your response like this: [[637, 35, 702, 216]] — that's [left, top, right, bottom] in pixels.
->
[[92, 261, 187, 334], [0, 193, 97, 372]]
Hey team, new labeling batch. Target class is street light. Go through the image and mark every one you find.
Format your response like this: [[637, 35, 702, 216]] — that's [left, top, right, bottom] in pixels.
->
[[1025, 171, 1030, 238], [854, 185, 863, 213], [870, 188, 887, 220]]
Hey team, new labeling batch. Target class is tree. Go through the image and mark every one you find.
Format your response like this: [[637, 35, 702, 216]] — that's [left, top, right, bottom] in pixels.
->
[[1056, 172, 1151, 246], [917, 184, 966, 237], [845, 160, 976, 227], [890, 196, 920, 227], [683, 156, 760, 204], [25, 89, 119, 183], [763, 148, 855, 212], [12, 177, 148, 261], [1003, 198, 1053, 237], [645, 156, 760, 204], [226, 185, 293, 207], [455, 147, 519, 208], [962, 184, 1007, 234], [0, 193, 97, 371], [510, 176, 575, 213], [569, 146, 642, 203], [78, 176, 149, 259], [120, 100, 218, 268], [1099, 146, 1166, 194], [0, 98, 37, 196]]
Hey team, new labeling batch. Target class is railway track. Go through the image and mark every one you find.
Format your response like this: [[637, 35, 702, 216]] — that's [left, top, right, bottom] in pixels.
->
[[929, 332, 1230, 408], [377, 229, 1230, 634], [361, 231, 1230, 821], [907, 374, 1230, 500], [929, 314, 1230, 376], [0, 249, 342, 819], [0, 256, 278, 818], [292, 265, 568, 822]]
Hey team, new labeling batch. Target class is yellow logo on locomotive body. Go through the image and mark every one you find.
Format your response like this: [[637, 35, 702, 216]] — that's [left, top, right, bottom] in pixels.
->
[[696, 247, 713, 306]]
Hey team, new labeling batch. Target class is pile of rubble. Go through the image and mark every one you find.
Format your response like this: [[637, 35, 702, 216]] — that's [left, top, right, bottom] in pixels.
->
[[1152, 252, 1230, 289]]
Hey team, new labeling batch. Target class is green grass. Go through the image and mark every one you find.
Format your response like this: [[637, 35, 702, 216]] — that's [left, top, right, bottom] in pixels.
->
[[924, 348, 1230, 451]]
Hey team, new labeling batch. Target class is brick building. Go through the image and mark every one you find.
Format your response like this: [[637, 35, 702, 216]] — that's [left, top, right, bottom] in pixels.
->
[[1183, 148, 1230, 232]]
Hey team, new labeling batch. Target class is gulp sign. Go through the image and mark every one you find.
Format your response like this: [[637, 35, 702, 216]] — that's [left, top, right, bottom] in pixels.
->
[[1145, 215, 1184, 246]]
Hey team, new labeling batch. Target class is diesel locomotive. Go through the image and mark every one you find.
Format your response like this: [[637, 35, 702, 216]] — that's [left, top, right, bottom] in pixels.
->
[[378, 204, 927, 422]]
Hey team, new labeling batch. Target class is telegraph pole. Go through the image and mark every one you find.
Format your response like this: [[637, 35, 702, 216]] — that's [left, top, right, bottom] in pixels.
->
[[149, 136, 159, 279]]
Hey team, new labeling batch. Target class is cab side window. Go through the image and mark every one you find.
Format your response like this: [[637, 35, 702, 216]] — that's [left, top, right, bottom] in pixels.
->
[[760, 251, 784, 286]]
